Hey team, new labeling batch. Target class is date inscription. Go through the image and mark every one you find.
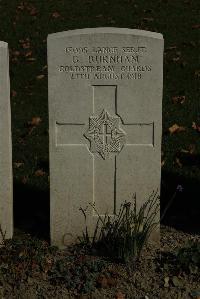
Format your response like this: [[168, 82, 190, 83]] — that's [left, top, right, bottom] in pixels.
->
[[58, 46, 152, 80]]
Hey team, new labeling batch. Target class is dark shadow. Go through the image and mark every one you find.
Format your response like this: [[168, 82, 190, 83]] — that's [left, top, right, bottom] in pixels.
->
[[177, 152, 200, 167], [13, 181, 50, 242], [161, 170, 200, 235], [13, 168, 200, 243]]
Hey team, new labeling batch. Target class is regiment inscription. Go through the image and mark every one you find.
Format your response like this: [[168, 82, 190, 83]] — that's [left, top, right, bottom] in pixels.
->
[[59, 45, 152, 80]]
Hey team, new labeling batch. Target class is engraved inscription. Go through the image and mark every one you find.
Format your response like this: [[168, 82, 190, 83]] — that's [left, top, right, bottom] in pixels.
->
[[59, 45, 152, 80], [84, 109, 126, 160]]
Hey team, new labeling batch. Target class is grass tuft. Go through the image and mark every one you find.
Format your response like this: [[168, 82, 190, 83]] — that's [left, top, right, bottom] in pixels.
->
[[79, 190, 160, 264]]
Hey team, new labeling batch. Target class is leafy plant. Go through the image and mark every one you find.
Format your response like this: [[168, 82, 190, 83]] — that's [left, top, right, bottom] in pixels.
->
[[79, 190, 159, 263], [176, 240, 200, 274]]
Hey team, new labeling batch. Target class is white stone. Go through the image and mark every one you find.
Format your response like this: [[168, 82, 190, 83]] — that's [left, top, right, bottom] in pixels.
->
[[48, 28, 163, 247], [0, 41, 13, 243]]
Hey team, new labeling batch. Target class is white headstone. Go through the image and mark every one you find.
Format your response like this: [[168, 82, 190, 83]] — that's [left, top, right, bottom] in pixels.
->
[[48, 28, 163, 247], [0, 41, 13, 243]]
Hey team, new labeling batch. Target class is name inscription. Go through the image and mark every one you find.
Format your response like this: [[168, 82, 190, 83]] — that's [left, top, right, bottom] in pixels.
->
[[58, 46, 152, 80]]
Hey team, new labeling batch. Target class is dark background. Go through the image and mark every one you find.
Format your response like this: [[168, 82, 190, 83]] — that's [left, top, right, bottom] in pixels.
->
[[0, 0, 199, 240]]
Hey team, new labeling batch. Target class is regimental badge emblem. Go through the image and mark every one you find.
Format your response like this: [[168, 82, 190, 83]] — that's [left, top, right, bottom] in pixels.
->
[[84, 109, 126, 160]]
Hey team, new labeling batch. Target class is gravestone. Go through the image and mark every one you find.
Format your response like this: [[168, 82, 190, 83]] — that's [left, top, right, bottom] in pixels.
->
[[0, 41, 13, 244], [48, 28, 163, 247]]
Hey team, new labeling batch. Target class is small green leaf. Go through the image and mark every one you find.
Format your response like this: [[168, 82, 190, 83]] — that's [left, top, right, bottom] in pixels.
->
[[164, 276, 170, 288], [172, 276, 183, 288], [189, 264, 199, 274]]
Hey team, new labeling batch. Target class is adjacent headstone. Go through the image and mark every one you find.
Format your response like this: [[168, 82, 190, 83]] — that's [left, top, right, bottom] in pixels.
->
[[0, 41, 13, 244], [48, 28, 163, 247]]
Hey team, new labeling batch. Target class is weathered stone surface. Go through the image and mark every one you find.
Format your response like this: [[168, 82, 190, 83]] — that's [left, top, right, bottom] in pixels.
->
[[0, 41, 13, 243], [48, 28, 163, 247]]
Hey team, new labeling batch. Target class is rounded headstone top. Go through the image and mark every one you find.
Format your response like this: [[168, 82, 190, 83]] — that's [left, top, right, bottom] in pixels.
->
[[48, 27, 163, 40], [0, 41, 8, 48]]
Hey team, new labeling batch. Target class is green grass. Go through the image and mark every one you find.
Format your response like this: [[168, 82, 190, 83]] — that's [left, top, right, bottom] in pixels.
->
[[79, 191, 160, 263], [0, 0, 199, 233]]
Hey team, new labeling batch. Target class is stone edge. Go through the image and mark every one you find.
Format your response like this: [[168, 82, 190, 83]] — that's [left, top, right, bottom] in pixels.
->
[[0, 41, 8, 48], [47, 27, 163, 41], [0, 40, 13, 240]]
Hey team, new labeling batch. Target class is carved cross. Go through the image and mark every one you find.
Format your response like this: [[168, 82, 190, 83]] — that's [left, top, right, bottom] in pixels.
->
[[56, 85, 154, 215]]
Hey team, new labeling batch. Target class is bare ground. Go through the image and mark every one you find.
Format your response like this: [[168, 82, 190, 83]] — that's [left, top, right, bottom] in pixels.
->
[[0, 225, 199, 299]]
